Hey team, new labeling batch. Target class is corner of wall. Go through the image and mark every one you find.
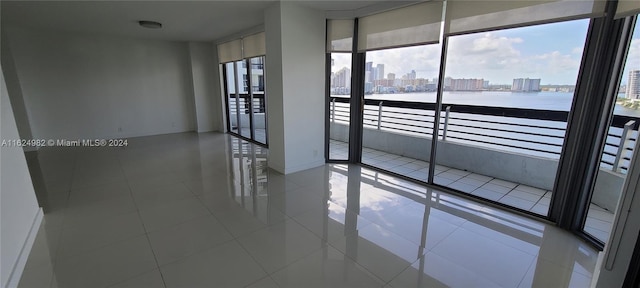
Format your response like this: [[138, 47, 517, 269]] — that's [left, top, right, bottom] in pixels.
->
[[1, 63, 42, 288], [1, 28, 35, 140], [3, 209, 43, 288], [189, 41, 226, 134], [210, 42, 225, 133], [186, 42, 200, 133]]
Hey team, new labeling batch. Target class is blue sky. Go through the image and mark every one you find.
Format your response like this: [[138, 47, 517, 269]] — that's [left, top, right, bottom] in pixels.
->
[[622, 18, 640, 86], [335, 18, 639, 86], [444, 19, 590, 85]]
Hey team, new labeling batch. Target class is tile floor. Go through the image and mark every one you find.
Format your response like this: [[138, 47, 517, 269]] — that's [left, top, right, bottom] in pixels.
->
[[19, 133, 600, 288], [330, 139, 615, 243]]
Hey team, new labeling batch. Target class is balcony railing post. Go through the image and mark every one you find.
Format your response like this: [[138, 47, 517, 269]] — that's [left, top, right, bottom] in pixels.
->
[[331, 98, 336, 123], [377, 101, 383, 130], [613, 120, 636, 172], [442, 106, 451, 140]]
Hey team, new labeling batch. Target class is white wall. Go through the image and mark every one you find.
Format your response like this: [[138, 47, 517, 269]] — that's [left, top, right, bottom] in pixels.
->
[[1, 64, 42, 288], [0, 30, 33, 142], [188, 42, 223, 133], [265, 3, 286, 171], [265, 2, 325, 174], [4, 27, 197, 140], [594, 137, 640, 287]]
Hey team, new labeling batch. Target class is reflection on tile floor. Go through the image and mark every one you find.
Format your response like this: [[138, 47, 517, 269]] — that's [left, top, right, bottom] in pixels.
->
[[330, 139, 615, 242], [230, 127, 267, 145], [21, 133, 600, 288]]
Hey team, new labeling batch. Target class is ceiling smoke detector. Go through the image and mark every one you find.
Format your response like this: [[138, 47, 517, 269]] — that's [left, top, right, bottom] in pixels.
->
[[138, 20, 162, 29]]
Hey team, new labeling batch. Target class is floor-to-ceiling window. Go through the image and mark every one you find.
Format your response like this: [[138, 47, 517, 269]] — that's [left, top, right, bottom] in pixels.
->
[[325, 0, 637, 249], [219, 32, 268, 146], [434, 19, 590, 216], [248, 56, 267, 145], [353, 1, 443, 182], [361, 45, 440, 182], [585, 16, 639, 243], [327, 52, 352, 160], [223, 61, 241, 137], [326, 19, 354, 161]]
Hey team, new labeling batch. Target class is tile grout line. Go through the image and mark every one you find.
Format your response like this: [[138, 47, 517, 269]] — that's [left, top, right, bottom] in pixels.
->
[[117, 154, 170, 288], [43, 148, 79, 279]]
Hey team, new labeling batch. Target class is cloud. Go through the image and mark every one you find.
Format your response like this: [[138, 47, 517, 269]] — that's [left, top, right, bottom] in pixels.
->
[[468, 33, 523, 54], [572, 47, 584, 54], [331, 53, 351, 70], [534, 51, 580, 71], [445, 33, 525, 82], [365, 45, 442, 79], [331, 46, 442, 79], [330, 26, 595, 85], [621, 38, 640, 85], [445, 32, 582, 84], [628, 39, 640, 69]]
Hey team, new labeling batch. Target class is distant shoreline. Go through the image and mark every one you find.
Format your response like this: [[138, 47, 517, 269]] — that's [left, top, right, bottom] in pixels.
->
[[331, 91, 640, 117]]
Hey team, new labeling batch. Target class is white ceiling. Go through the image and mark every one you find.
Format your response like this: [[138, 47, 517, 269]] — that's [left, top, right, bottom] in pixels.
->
[[1, 1, 416, 42]]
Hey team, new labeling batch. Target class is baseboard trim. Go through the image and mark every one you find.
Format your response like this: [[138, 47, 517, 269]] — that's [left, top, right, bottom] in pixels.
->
[[4, 208, 43, 288]]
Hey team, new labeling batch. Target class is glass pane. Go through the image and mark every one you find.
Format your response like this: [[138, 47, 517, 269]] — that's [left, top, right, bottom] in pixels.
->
[[434, 20, 590, 216], [361, 45, 441, 182], [249, 57, 267, 144], [329, 53, 352, 160], [225, 62, 240, 135], [236, 60, 252, 139], [586, 18, 640, 242]]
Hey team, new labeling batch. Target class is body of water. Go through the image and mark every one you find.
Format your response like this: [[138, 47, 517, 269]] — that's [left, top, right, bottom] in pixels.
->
[[362, 91, 640, 118]]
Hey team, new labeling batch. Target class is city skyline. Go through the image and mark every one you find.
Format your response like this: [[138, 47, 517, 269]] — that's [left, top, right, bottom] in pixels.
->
[[331, 65, 558, 94], [331, 19, 640, 86], [332, 57, 546, 92]]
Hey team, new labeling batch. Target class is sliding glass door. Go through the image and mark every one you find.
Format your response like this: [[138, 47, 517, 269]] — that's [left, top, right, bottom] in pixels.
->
[[249, 56, 267, 145], [223, 57, 268, 146], [224, 62, 242, 137], [219, 32, 268, 146]]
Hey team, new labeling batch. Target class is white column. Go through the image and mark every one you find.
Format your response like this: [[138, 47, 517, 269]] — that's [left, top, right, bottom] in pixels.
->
[[265, 1, 326, 174]]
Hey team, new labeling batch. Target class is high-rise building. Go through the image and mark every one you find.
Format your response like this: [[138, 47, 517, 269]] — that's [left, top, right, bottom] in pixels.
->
[[512, 78, 541, 92], [365, 62, 373, 82], [409, 70, 416, 80], [333, 67, 351, 89], [365, 62, 373, 71], [627, 70, 640, 99], [387, 73, 396, 80], [444, 77, 452, 90], [512, 78, 523, 91], [449, 78, 484, 91], [376, 64, 385, 80]]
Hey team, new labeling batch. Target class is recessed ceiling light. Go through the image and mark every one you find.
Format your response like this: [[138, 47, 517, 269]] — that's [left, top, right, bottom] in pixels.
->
[[138, 20, 162, 29]]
